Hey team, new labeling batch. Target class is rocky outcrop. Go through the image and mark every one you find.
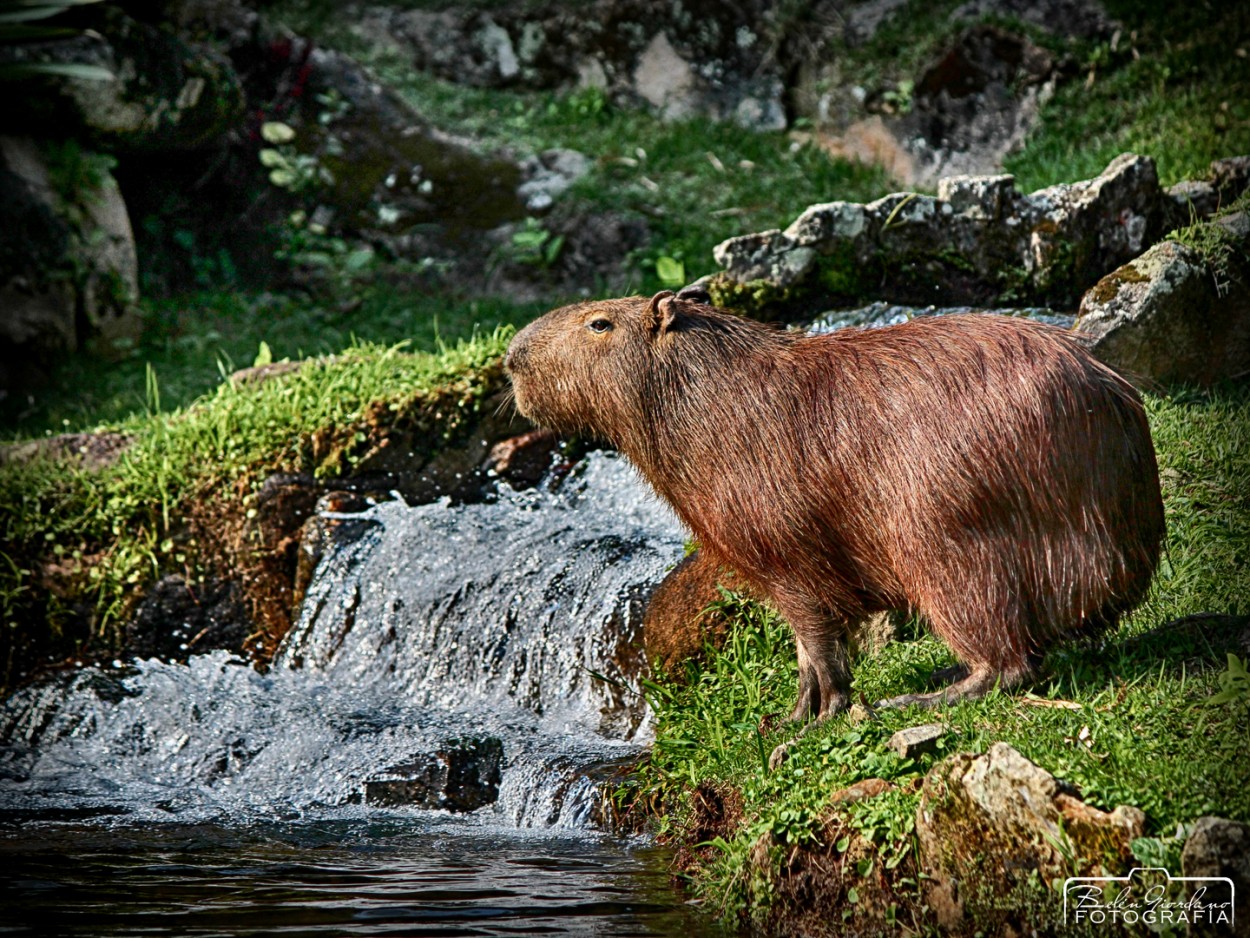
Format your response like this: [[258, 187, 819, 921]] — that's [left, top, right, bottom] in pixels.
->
[[916, 742, 1144, 930], [707, 154, 1250, 316], [1075, 205, 1250, 387], [1182, 817, 1250, 937], [0, 136, 140, 396], [350, 0, 787, 131]]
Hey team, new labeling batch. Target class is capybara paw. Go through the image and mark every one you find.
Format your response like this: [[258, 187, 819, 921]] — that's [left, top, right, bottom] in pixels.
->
[[874, 690, 946, 711], [768, 738, 798, 771]]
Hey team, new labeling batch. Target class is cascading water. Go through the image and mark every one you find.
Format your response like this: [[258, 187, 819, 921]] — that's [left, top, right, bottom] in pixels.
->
[[0, 452, 727, 936], [1, 452, 684, 827]]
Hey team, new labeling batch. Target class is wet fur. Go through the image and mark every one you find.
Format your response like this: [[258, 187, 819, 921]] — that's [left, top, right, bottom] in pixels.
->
[[506, 295, 1165, 720]]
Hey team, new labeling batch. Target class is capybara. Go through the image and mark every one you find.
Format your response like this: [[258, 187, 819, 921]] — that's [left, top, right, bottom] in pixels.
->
[[505, 292, 1165, 723]]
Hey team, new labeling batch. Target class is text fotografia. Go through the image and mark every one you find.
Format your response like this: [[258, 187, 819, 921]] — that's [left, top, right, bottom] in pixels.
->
[[1064, 868, 1235, 928]]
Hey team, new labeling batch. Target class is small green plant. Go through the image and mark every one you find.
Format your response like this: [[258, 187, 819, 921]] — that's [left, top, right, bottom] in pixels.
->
[[258, 121, 331, 193], [509, 218, 564, 267], [1206, 654, 1250, 707]]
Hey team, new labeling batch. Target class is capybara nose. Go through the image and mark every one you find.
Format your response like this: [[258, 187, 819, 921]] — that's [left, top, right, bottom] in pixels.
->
[[504, 341, 525, 373]]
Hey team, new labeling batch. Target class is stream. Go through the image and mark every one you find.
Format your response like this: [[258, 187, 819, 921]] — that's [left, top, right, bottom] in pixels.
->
[[0, 453, 727, 936]]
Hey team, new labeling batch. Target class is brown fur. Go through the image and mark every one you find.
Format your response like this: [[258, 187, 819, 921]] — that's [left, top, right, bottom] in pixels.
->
[[506, 293, 1165, 719]]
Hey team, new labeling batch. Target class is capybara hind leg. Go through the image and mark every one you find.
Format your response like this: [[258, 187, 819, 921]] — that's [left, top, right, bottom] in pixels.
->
[[930, 662, 969, 686], [876, 659, 1037, 710]]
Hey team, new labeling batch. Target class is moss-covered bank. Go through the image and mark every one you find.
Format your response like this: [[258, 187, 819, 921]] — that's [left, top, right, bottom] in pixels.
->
[[0, 330, 514, 693]]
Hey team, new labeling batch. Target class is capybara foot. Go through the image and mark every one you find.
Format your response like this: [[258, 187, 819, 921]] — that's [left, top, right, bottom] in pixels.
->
[[930, 663, 969, 686], [769, 737, 797, 770], [787, 690, 849, 724], [875, 667, 1016, 710]]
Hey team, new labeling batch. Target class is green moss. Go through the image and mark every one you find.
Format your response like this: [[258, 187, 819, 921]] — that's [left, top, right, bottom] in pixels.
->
[[1085, 261, 1150, 306]]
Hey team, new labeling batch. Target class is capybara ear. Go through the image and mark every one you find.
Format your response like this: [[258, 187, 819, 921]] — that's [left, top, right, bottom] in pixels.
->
[[675, 284, 711, 305], [649, 290, 679, 336]]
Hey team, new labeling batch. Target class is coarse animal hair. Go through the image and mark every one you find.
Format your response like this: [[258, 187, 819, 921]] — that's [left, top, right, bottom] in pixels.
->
[[506, 292, 1165, 722]]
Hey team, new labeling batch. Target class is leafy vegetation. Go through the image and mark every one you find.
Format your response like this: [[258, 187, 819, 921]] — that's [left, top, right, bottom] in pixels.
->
[[626, 384, 1250, 929]]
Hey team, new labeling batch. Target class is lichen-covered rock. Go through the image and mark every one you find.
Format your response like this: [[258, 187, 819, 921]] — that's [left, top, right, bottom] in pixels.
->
[[709, 153, 1221, 315], [1182, 816, 1249, 937], [1075, 212, 1250, 386], [917, 742, 1144, 930], [349, 0, 786, 131], [0, 136, 139, 395]]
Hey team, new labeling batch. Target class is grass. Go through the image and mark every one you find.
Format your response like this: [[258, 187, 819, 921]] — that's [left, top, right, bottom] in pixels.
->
[[1005, 1, 1250, 190], [0, 328, 513, 690], [628, 384, 1250, 930]]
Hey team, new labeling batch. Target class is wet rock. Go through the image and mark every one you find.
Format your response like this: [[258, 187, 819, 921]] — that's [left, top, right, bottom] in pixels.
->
[[4, 7, 245, 153], [364, 736, 504, 812], [0, 136, 139, 396], [485, 428, 561, 489], [1075, 212, 1250, 386], [886, 723, 946, 759], [711, 152, 1180, 314], [125, 575, 251, 663], [642, 549, 750, 675], [292, 492, 380, 618], [1181, 817, 1250, 937], [916, 742, 1144, 929]]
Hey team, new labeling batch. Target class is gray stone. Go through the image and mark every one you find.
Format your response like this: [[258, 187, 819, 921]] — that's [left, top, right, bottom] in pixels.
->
[[0, 136, 139, 395], [1075, 228, 1250, 387], [917, 742, 1145, 929], [709, 152, 1199, 313], [886, 723, 946, 759], [517, 148, 592, 213], [364, 737, 504, 812], [1181, 816, 1249, 937]]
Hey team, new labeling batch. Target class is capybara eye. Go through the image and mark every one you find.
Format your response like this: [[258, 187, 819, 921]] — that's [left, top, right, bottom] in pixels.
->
[[587, 319, 613, 333]]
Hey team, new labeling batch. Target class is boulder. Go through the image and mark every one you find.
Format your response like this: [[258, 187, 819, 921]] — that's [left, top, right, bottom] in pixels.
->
[[1075, 209, 1250, 387], [1182, 816, 1249, 937], [364, 736, 504, 812], [916, 742, 1144, 930], [0, 136, 139, 397], [349, 0, 786, 131], [709, 153, 1191, 315]]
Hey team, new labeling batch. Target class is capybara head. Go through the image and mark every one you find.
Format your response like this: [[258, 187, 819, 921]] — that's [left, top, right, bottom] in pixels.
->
[[505, 291, 766, 445]]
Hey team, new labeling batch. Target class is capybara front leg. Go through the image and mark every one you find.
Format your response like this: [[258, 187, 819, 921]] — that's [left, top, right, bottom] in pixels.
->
[[772, 610, 852, 769]]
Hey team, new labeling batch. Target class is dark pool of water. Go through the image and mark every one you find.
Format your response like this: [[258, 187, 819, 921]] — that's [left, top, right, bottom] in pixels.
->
[[0, 818, 729, 937]]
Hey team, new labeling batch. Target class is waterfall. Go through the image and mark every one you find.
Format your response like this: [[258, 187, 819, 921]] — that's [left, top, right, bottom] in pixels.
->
[[0, 452, 685, 829]]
